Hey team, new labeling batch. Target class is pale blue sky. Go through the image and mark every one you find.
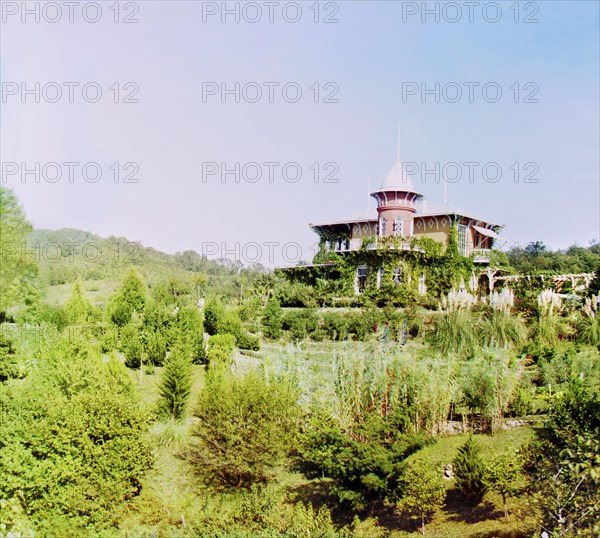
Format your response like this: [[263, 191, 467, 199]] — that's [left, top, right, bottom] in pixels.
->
[[1, 0, 598, 266]]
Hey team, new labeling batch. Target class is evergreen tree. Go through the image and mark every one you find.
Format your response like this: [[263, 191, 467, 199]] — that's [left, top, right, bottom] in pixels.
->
[[120, 323, 143, 368], [203, 297, 226, 335], [189, 368, 299, 489], [262, 299, 282, 339], [0, 187, 36, 313], [158, 345, 192, 420], [175, 305, 207, 363], [63, 276, 93, 325], [453, 435, 488, 504], [486, 449, 523, 519], [400, 460, 446, 536], [0, 333, 19, 382], [109, 267, 148, 326], [143, 329, 167, 366], [588, 263, 600, 297]]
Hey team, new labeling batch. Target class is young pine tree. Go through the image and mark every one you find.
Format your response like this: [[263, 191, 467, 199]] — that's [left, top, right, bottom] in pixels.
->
[[109, 267, 148, 326], [400, 460, 446, 536], [453, 435, 488, 504], [63, 276, 93, 325], [158, 344, 192, 420]]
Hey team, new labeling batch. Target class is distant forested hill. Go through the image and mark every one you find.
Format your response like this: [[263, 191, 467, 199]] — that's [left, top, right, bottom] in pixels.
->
[[27, 228, 259, 288]]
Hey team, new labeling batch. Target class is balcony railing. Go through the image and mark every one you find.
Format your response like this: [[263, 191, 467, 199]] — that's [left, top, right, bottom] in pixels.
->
[[473, 248, 492, 263]]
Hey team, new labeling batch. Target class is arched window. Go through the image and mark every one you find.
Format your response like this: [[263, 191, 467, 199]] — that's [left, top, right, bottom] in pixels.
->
[[379, 218, 387, 236], [394, 218, 404, 236]]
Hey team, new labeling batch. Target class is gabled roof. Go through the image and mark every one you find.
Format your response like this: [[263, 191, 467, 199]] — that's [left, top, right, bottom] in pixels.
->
[[417, 201, 503, 229], [310, 201, 502, 230], [310, 209, 375, 229]]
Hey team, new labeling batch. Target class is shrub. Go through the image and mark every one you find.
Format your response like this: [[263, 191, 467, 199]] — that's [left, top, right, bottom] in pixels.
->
[[207, 333, 236, 366], [236, 331, 261, 351], [523, 379, 600, 536], [120, 323, 143, 368], [399, 460, 446, 536], [0, 334, 153, 532], [282, 309, 318, 342], [322, 311, 350, 340], [189, 368, 300, 489], [143, 329, 167, 366], [485, 449, 524, 519], [108, 267, 148, 326], [452, 435, 488, 504], [203, 297, 226, 335], [174, 305, 207, 364], [0, 333, 19, 382], [158, 345, 192, 420], [297, 409, 431, 510], [262, 299, 283, 339]]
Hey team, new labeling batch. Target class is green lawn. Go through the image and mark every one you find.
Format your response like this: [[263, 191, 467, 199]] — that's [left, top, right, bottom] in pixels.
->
[[45, 278, 119, 307]]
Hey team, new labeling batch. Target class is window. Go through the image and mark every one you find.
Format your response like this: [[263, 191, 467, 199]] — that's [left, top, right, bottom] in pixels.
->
[[457, 224, 468, 256], [356, 267, 368, 294], [394, 218, 404, 236], [379, 218, 387, 236], [392, 266, 402, 284]]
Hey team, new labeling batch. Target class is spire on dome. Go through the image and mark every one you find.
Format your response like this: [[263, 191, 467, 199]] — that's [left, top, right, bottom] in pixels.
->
[[370, 124, 423, 198]]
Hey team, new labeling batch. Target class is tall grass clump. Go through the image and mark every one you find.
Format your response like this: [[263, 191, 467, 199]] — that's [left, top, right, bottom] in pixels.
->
[[483, 288, 526, 349], [151, 416, 190, 449], [332, 343, 457, 435], [432, 289, 479, 357], [533, 289, 562, 348], [460, 353, 525, 432], [578, 294, 600, 346]]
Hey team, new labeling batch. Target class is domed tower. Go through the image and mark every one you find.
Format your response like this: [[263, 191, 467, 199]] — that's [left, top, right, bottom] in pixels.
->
[[370, 137, 423, 238]]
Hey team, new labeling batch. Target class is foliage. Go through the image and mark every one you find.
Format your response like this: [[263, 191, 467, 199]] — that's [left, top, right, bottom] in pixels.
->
[[0, 332, 153, 533], [63, 276, 96, 325], [432, 309, 479, 358], [578, 294, 600, 346], [0, 332, 20, 382], [0, 187, 37, 314], [485, 449, 524, 519], [207, 333, 236, 366], [204, 297, 227, 336], [296, 408, 431, 510], [453, 435, 488, 504], [173, 304, 207, 363], [482, 310, 526, 349], [282, 308, 319, 342], [120, 322, 143, 368], [524, 379, 600, 537], [150, 417, 189, 449], [189, 367, 300, 489], [507, 241, 600, 275], [108, 266, 148, 326], [460, 354, 525, 432], [262, 298, 283, 339], [399, 459, 446, 536], [158, 344, 193, 420], [142, 328, 167, 366], [333, 345, 456, 436], [588, 264, 600, 296]]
